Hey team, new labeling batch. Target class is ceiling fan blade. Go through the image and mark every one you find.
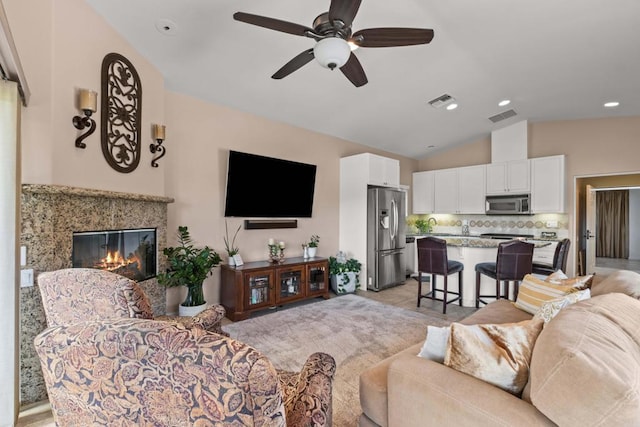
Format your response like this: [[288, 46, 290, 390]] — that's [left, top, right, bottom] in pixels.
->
[[328, 0, 362, 28], [352, 28, 434, 47], [340, 53, 368, 87], [233, 12, 313, 37], [272, 49, 315, 80]]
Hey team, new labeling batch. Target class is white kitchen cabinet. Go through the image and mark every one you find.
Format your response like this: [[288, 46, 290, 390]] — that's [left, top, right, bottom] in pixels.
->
[[434, 168, 458, 213], [457, 165, 486, 213], [366, 153, 400, 187], [531, 155, 565, 213], [412, 171, 435, 214], [532, 241, 558, 265], [433, 165, 486, 214], [486, 159, 530, 195]]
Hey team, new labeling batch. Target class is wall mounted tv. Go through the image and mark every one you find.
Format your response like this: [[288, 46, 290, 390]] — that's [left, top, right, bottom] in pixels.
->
[[224, 150, 317, 218]]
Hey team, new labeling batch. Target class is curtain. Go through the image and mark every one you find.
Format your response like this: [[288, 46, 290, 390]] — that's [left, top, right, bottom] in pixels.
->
[[596, 190, 629, 258]]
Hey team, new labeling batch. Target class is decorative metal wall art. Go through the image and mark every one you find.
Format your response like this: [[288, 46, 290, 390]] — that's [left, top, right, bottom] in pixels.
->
[[101, 53, 142, 173]]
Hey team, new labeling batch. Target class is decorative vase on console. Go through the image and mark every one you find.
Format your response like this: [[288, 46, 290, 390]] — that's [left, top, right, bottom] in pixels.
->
[[268, 238, 285, 263]]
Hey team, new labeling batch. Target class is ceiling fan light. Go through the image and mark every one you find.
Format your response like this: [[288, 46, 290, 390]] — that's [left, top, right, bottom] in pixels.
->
[[313, 38, 351, 70]]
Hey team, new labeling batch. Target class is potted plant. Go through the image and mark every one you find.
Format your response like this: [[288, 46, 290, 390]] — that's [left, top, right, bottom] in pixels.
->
[[414, 217, 436, 234], [158, 226, 221, 316], [223, 220, 241, 266], [307, 234, 320, 257], [329, 252, 362, 294]]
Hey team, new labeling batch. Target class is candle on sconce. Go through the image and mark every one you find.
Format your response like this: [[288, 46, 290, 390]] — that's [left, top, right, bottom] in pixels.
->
[[153, 124, 166, 140], [279, 241, 285, 249], [268, 238, 275, 246], [79, 89, 97, 112]]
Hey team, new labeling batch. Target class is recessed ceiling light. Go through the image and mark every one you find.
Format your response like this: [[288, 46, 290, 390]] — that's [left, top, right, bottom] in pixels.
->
[[155, 18, 178, 36], [604, 101, 620, 108], [498, 99, 511, 107], [446, 103, 458, 111]]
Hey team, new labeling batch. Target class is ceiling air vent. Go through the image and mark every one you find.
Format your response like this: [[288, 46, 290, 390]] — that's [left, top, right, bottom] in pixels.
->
[[428, 93, 455, 109], [489, 109, 517, 123]]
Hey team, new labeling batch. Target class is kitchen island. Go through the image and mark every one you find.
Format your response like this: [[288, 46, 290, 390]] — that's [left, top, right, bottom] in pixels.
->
[[409, 235, 555, 307]]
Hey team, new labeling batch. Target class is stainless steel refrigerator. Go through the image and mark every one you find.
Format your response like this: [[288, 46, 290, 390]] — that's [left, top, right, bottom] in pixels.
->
[[367, 187, 406, 291]]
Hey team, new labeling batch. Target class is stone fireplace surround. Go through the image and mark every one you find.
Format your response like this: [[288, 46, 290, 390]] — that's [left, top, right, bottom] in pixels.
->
[[20, 184, 174, 405]]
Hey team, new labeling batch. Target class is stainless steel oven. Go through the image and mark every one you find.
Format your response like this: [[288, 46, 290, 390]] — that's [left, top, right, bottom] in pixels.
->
[[485, 194, 531, 215]]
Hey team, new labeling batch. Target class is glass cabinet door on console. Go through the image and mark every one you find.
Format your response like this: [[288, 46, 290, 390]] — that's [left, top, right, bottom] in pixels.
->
[[306, 261, 328, 296], [220, 257, 330, 321], [276, 265, 305, 303], [244, 268, 274, 310]]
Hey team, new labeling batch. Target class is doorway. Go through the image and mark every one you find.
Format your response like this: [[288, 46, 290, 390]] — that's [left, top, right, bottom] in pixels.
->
[[576, 173, 640, 275]]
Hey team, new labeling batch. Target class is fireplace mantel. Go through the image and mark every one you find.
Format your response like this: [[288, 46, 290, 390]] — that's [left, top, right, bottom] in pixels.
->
[[22, 183, 175, 204], [20, 184, 173, 405]]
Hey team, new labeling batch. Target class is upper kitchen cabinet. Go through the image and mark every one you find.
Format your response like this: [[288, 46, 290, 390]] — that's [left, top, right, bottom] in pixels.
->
[[434, 168, 458, 213], [531, 155, 565, 213], [355, 153, 400, 187], [486, 159, 530, 195], [434, 165, 486, 214], [412, 171, 435, 214], [457, 165, 486, 213]]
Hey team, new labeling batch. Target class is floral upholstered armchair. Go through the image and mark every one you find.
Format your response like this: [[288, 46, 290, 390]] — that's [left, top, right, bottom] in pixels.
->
[[37, 268, 228, 336], [35, 318, 336, 426]]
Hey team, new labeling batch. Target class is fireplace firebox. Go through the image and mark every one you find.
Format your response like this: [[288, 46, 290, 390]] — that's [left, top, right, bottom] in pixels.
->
[[72, 228, 157, 281]]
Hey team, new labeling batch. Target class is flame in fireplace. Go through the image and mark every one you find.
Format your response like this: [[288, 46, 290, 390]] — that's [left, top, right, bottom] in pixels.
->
[[97, 251, 142, 274]]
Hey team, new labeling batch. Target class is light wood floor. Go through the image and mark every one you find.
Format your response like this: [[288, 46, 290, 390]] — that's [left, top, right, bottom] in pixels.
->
[[18, 277, 477, 426], [596, 257, 640, 272]]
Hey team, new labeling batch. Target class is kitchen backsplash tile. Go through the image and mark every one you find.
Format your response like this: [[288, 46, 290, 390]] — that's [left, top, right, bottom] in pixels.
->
[[406, 213, 569, 239]]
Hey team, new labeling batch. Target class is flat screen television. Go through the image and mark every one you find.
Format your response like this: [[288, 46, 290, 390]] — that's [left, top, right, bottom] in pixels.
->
[[224, 150, 317, 218]]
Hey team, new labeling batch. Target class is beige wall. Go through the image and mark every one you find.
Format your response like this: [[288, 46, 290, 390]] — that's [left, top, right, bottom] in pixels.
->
[[162, 91, 417, 311], [4, 0, 418, 313], [4, 0, 167, 196], [418, 136, 491, 170], [419, 117, 640, 212]]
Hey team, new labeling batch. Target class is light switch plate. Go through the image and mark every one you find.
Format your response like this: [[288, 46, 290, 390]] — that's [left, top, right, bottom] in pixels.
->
[[20, 246, 27, 266], [20, 269, 34, 288], [546, 221, 558, 228]]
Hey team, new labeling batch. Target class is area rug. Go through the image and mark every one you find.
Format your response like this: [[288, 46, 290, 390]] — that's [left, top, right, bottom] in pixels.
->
[[223, 294, 454, 426]]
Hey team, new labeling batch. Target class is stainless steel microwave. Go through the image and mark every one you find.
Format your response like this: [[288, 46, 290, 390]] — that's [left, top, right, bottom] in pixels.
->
[[485, 194, 531, 215]]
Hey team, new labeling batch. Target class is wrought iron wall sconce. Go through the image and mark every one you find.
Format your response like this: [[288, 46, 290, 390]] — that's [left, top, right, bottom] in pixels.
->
[[150, 124, 166, 167], [72, 89, 97, 148]]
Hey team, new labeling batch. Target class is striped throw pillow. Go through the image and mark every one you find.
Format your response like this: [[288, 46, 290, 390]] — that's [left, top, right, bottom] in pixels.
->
[[514, 274, 579, 315]]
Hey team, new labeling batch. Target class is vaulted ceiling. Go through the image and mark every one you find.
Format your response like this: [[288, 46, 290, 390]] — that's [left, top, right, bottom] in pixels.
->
[[86, 0, 640, 159]]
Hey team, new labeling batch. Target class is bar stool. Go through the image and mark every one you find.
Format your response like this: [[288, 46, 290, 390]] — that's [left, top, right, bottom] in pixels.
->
[[416, 237, 463, 314], [475, 240, 534, 307], [532, 238, 571, 276]]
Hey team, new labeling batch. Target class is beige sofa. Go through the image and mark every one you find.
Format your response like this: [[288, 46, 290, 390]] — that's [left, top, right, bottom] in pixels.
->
[[359, 270, 640, 426]]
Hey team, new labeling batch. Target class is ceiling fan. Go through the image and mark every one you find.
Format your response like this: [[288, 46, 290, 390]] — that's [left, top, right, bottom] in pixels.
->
[[233, 0, 434, 87]]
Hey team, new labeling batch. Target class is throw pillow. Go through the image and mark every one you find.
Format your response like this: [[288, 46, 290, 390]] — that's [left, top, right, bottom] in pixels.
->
[[444, 318, 544, 395], [545, 270, 594, 289], [590, 269, 640, 299], [533, 289, 591, 323], [514, 274, 580, 315], [417, 325, 450, 363]]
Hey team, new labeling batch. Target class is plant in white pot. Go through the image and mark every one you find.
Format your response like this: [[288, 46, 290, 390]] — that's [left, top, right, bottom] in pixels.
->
[[223, 220, 241, 266], [158, 226, 221, 316], [329, 252, 361, 294], [307, 234, 320, 257]]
